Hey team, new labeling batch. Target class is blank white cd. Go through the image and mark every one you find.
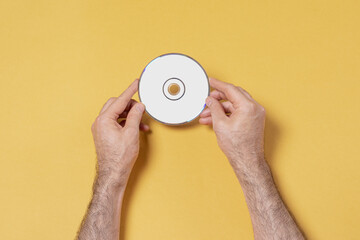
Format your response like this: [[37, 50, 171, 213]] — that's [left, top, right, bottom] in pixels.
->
[[138, 53, 209, 125]]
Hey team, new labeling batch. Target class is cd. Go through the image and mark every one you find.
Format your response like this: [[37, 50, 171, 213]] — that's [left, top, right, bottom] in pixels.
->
[[138, 53, 209, 125]]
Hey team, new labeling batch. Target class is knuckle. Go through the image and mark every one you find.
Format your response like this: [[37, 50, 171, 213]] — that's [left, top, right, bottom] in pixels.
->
[[259, 105, 266, 114], [95, 116, 101, 123], [215, 118, 228, 129], [95, 115, 107, 125], [243, 101, 257, 113], [225, 83, 236, 91], [258, 109, 266, 118], [92, 116, 105, 132], [124, 126, 138, 135]]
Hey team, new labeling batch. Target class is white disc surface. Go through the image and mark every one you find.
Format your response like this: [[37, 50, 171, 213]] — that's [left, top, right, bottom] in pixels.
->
[[138, 53, 209, 125]]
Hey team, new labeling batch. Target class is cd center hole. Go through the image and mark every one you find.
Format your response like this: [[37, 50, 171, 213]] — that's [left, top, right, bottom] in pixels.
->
[[168, 83, 180, 95]]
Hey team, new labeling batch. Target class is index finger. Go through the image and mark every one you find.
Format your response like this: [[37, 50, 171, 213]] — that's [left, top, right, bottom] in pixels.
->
[[103, 79, 139, 119], [209, 77, 249, 106]]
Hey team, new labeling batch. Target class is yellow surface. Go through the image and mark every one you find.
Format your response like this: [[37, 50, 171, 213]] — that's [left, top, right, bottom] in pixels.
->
[[1, 0, 359, 239]]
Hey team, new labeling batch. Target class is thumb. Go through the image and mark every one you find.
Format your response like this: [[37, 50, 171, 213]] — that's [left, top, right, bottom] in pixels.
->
[[125, 102, 145, 129], [206, 96, 226, 123]]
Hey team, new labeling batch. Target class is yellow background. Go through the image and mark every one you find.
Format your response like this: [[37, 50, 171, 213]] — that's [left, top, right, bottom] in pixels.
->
[[1, 0, 359, 239]]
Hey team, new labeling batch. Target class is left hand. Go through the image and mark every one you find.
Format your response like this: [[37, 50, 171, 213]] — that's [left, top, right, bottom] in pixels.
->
[[91, 79, 149, 187]]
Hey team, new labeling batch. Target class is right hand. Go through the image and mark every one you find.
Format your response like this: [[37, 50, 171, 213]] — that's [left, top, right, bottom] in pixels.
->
[[91, 79, 149, 187], [199, 78, 266, 168]]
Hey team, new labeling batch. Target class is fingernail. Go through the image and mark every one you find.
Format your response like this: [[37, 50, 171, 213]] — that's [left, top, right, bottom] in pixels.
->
[[136, 103, 145, 112], [206, 97, 212, 106]]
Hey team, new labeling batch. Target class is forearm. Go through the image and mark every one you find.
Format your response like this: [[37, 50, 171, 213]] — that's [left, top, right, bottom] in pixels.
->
[[77, 176, 126, 240], [231, 154, 304, 240]]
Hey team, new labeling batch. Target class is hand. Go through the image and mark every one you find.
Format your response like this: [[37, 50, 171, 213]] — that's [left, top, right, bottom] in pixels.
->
[[199, 78, 266, 168], [91, 79, 149, 187], [199, 78, 304, 239]]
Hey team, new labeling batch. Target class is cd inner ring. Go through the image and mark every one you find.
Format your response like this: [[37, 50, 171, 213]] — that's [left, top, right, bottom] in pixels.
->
[[162, 78, 186, 101], [168, 83, 180, 95]]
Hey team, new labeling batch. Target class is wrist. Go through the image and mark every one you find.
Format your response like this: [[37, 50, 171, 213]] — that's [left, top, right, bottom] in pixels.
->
[[97, 156, 135, 189], [228, 152, 271, 182], [95, 172, 128, 195], [228, 150, 265, 169]]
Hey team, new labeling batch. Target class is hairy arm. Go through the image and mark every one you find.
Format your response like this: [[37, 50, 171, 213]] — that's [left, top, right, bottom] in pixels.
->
[[78, 177, 125, 239], [232, 154, 303, 239], [200, 77, 304, 239], [77, 79, 149, 240]]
